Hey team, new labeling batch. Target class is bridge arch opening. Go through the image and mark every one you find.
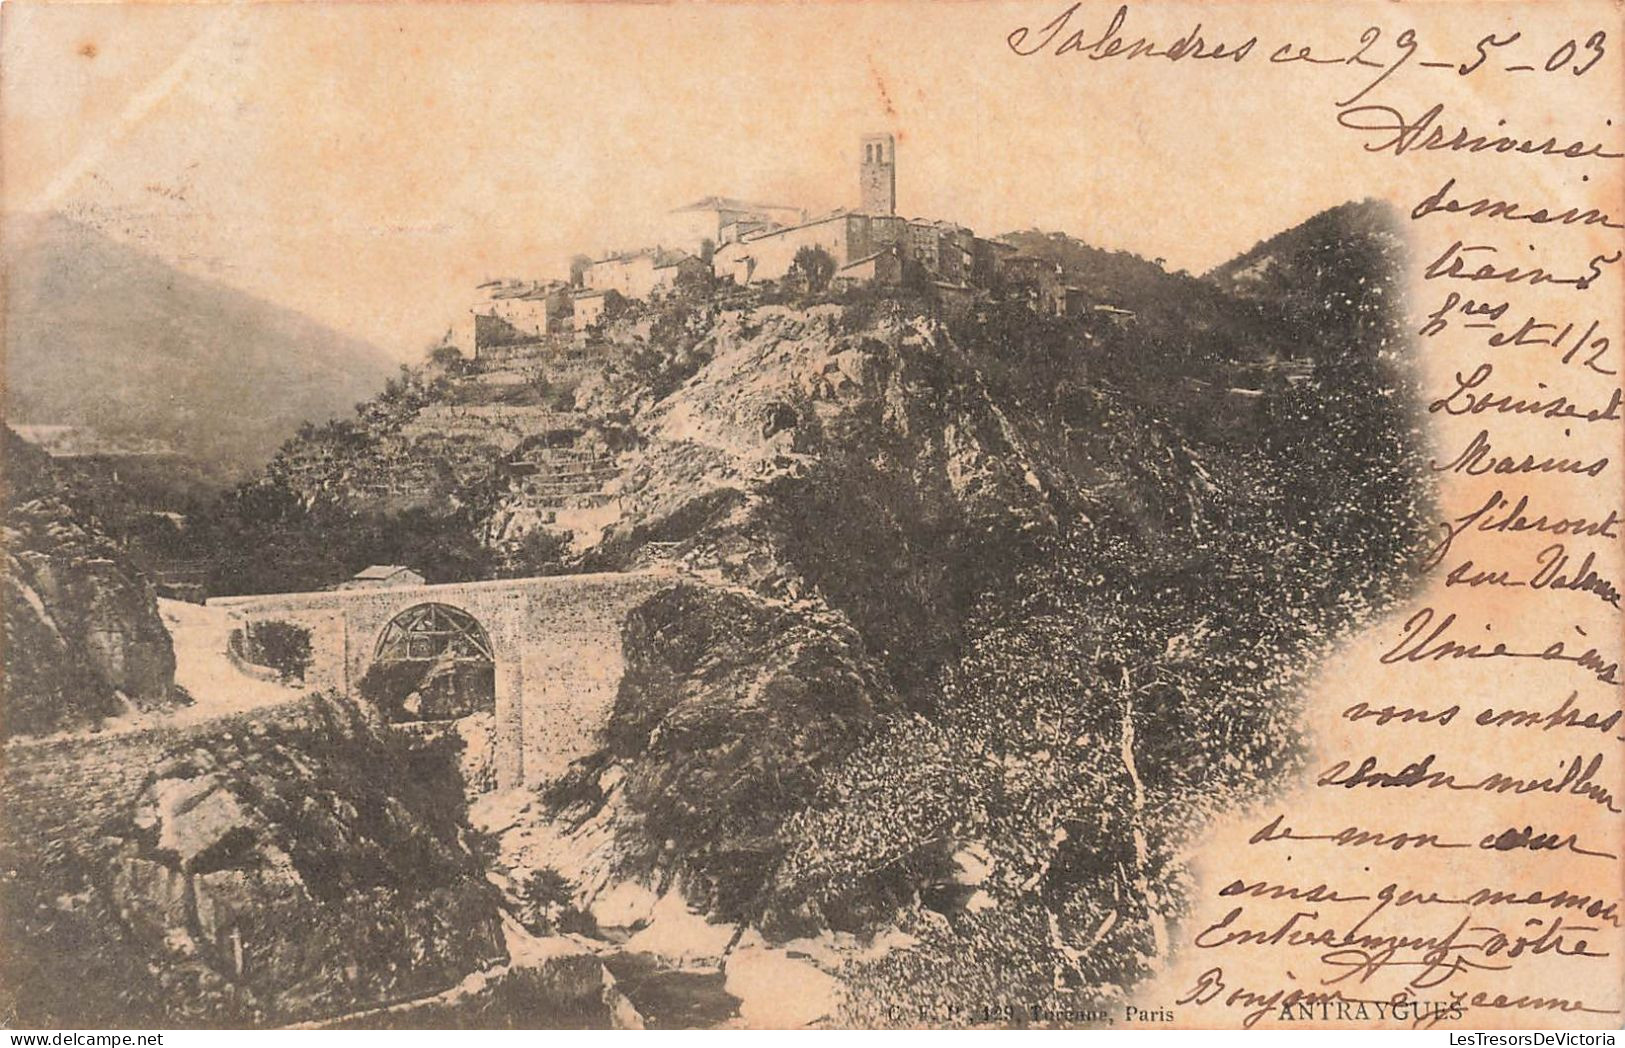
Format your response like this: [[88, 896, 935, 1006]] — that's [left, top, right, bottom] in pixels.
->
[[358, 602, 496, 721]]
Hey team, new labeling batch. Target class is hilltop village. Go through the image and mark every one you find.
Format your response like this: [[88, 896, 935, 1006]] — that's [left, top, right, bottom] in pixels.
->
[[12, 133, 1315, 598], [247, 134, 1155, 577], [447, 133, 1101, 360]]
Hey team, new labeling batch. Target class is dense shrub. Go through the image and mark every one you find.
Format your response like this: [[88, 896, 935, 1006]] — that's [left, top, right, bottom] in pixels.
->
[[502, 527, 574, 577], [789, 245, 837, 294], [234, 620, 313, 683], [517, 867, 595, 935]]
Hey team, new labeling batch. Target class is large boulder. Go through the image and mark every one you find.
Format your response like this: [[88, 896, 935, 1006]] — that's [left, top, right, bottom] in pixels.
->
[[23, 695, 514, 1026], [589, 583, 898, 921]]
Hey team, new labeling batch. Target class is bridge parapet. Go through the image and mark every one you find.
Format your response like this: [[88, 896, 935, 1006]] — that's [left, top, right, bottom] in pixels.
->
[[208, 569, 680, 787]]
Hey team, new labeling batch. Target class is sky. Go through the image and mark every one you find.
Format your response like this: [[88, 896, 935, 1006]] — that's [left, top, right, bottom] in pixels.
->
[[0, 0, 1587, 360]]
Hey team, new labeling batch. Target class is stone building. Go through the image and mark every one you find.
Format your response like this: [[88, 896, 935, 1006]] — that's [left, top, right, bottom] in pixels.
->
[[338, 565, 427, 590], [1001, 255, 1087, 316], [712, 211, 909, 286], [906, 221, 942, 273], [451, 281, 572, 358], [971, 237, 1017, 287], [669, 196, 806, 250], [584, 249, 705, 300], [859, 133, 897, 215], [709, 134, 1008, 292]]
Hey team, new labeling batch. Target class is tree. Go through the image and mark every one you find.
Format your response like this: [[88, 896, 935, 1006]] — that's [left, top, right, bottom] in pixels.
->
[[236, 620, 312, 683], [599, 288, 629, 324], [790, 245, 837, 294], [506, 526, 573, 577], [698, 237, 716, 265], [428, 344, 466, 373], [517, 867, 589, 934], [674, 259, 715, 299]]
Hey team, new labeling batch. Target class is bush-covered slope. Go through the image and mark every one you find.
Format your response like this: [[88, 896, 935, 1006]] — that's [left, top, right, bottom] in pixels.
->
[[543, 200, 1427, 1014]]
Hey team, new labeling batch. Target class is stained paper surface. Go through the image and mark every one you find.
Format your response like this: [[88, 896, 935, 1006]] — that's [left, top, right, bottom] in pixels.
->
[[1, 0, 1619, 1031]]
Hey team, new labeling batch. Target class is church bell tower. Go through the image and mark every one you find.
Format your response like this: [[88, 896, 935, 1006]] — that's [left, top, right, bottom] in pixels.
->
[[859, 133, 896, 216]]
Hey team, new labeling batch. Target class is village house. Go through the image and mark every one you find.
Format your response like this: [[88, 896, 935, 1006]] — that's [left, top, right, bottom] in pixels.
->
[[450, 280, 574, 358], [669, 196, 806, 251], [1001, 255, 1088, 317], [337, 565, 427, 590], [833, 247, 905, 289], [584, 249, 706, 301], [571, 288, 611, 331]]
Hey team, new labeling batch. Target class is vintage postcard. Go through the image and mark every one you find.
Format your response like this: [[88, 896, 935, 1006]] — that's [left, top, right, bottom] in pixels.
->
[[1, 0, 1620, 1033]]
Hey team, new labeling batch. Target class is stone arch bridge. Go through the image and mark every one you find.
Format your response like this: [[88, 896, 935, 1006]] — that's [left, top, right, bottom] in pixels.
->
[[208, 570, 678, 789]]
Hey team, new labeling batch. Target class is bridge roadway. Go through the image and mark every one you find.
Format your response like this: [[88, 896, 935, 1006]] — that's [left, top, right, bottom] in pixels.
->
[[208, 569, 679, 789]]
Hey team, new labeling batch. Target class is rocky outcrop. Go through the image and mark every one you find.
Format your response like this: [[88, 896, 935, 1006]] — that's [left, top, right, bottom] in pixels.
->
[[504, 202, 1423, 1018], [575, 305, 1060, 699], [3, 429, 181, 736], [600, 583, 896, 919], [324, 932, 646, 1029], [0, 694, 507, 1027]]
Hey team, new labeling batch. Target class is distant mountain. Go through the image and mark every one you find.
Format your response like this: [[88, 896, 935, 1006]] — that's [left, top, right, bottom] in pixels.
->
[[3, 213, 397, 481]]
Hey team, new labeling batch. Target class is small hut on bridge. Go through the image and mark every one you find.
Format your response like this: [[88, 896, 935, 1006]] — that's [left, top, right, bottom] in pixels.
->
[[336, 565, 427, 590]]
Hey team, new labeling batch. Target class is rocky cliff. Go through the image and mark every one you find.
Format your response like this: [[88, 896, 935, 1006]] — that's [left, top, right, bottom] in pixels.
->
[[3, 428, 182, 736], [4, 213, 395, 481], [504, 202, 1427, 1018], [0, 694, 507, 1027], [72, 201, 1427, 1024]]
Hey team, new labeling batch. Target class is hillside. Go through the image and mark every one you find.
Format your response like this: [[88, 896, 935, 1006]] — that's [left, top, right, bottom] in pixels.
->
[[7, 200, 1430, 1025], [1205, 198, 1407, 352], [551, 203, 1424, 1018], [995, 228, 1274, 369], [3, 213, 397, 481]]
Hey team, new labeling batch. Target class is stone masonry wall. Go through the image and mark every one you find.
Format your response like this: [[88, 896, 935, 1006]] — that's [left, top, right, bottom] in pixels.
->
[[208, 570, 678, 788]]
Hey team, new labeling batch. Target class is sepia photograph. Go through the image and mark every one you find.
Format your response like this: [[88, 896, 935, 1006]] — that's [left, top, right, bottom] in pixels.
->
[[1, 0, 1619, 1035]]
